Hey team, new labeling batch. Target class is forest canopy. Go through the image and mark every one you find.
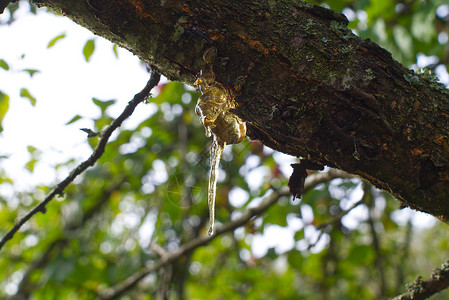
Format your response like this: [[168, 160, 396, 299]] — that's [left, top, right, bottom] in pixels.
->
[[0, 0, 449, 299]]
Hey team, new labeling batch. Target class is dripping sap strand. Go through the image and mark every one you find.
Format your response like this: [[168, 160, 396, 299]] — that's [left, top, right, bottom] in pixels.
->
[[208, 139, 225, 235]]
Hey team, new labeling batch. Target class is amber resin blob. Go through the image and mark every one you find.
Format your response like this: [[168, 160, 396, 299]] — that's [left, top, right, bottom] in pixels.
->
[[194, 47, 246, 235]]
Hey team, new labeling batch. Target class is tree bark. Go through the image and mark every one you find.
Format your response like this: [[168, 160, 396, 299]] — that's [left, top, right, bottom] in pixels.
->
[[29, 0, 449, 220]]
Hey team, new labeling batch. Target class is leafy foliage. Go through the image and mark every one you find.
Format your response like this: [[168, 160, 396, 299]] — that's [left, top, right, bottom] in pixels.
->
[[0, 59, 9, 70], [22, 69, 40, 78], [314, 0, 449, 69], [19, 88, 36, 106], [47, 32, 66, 49], [0, 91, 9, 132], [0, 80, 447, 299], [82, 39, 96, 62], [0, 0, 448, 299]]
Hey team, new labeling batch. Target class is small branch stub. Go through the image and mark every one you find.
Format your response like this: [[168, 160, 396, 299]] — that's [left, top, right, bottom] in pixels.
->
[[80, 128, 101, 138], [288, 160, 325, 200]]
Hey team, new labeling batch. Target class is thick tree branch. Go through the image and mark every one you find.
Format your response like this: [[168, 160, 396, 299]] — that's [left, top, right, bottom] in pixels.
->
[[30, 0, 449, 221], [97, 169, 353, 299], [0, 71, 160, 251], [393, 260, 449, 300]]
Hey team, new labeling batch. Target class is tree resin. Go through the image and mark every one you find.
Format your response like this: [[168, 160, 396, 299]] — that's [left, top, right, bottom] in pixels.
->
[[195, 47, 246, 235]]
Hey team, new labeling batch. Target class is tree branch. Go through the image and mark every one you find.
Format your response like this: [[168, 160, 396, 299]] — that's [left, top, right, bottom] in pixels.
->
[[33, 0, 449, 221], [393, 260, 449, 300], [0, 71, 161, 251], [97, 169, 353, 299], [0, 0, 16, 14], [11, 178, 127, 298]]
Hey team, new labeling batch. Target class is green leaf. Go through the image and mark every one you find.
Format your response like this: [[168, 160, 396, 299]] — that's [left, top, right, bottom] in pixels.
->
[[112, 44, 119, 58], [27, 145, 37, 154], [0, 59, 9, 70], [83, 39, 96, 62], [20, 88, 36, 106], [22, 69, 40, 78], [25, 159, 37, 172], [65, 115, 82, 125], [25, 146, 41, 173], [0, 91, 10, 133], [92, 98, 116, 113], [47, 33, 66, 48]]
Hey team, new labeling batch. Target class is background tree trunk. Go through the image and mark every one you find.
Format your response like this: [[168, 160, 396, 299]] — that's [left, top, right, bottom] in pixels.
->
[[33, 0, 449, 220]]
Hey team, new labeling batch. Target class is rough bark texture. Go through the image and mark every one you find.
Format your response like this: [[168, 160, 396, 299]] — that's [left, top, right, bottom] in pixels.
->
[[30, 0, 449, 220]]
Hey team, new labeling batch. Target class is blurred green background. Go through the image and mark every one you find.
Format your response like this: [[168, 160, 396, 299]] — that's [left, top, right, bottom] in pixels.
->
[[0, 0, 448, 299]]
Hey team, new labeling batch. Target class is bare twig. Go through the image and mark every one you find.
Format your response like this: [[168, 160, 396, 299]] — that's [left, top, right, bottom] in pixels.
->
[[304, 169, 354, 190], [97, 169, 353, 300], [316, 198, 364, 231], [308, 179, 364, 249], [150, 243, 169, 259], [0, 71, 161, 251], [393, 260, 449, 300]]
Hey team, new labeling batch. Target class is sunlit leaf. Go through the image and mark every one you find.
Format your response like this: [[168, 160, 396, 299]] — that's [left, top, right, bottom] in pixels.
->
[[0, 91, 9, 132], [112, 44, 119, 58], [65, 115, 82, 125], [92, 98, 116, 113], [47, 33, 66, 48], [83, 39, 96, 62], [22, 69, 40, 77], [0, 59, 9, 70], [25, 146, 41, 173], [27, 145, 37, 153], [25, 158, 37, 172], [20, 88, 37, 106]]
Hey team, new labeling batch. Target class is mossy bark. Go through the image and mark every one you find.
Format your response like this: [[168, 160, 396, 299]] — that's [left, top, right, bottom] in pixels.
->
[[31, 0, 449, 220]]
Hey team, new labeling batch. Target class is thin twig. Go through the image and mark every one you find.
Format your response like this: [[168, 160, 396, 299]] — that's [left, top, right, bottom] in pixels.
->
[[12, 178, 126, 298], [308, 181, 365, 250], [393, 260, 449, 300], [97, 170, 353, 300], [0, 71, 160, 251], [150, 243, 169, 259]]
